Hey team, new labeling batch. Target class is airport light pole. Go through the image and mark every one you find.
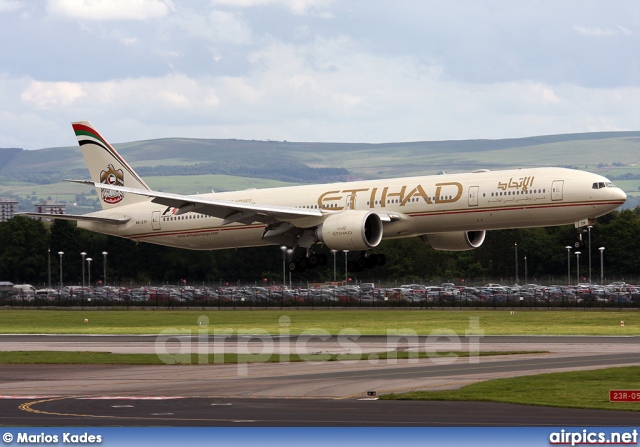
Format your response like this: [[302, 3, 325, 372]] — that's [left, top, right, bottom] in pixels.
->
[[280, 246, 287, 288], [344, 250, 349, 286], [524, 256, 527, 285], [80, 252, 87, 287], [86, 258, 92, 287], [587, 225, 593, 285], [599, 247, 605, 285], [575, 251, 581, 285], [287, 248, 293, 289], [565, 246, 572, 285], [102, 251, 108, 287], [331, 250, 337, 282], [514, 243, 518, 284], [47, 248, 51, 290], [58, 251, 64, 290]]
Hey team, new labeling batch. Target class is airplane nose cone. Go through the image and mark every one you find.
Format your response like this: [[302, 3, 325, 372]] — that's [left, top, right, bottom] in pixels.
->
[[614, 187, 627, 204]]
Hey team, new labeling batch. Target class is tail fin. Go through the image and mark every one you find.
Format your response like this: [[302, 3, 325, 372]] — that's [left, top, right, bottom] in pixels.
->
[[72, 121, 151, 210]]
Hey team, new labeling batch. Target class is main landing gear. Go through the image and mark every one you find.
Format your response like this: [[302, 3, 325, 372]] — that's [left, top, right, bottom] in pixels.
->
[[347, 251, 386, 272], [287, 250, 387, 273], [288, 252, 328, 273]]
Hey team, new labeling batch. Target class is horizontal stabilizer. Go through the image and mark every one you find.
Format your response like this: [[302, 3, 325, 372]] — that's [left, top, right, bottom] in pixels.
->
[[17, 212, 130, 225], [65, 179, 96, 185]]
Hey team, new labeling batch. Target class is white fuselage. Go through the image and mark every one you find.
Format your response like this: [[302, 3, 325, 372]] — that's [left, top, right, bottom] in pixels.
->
[[78, 167, 626, 250]]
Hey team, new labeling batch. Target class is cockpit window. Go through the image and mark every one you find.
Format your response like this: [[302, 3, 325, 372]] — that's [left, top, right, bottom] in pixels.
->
[[592, 182, 613, 189], [606, 182, 616, 188]]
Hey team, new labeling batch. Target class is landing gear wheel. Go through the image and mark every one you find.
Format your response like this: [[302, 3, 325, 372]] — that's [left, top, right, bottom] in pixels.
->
[[365, 254, 379, 269], [347, 252, 386, 271]]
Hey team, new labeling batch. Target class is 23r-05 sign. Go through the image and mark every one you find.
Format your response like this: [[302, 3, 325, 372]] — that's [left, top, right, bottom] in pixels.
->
[[609, 390, 640, 402]]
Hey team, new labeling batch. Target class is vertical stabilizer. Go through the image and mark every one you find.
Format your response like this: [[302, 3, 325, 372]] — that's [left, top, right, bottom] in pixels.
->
[[72, 121, 151, 210]]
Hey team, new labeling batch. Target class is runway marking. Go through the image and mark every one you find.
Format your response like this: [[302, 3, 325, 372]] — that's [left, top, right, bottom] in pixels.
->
[[77, 396, 184, 400], [18, 397, 111, 419], [15, 397, 393, 425]]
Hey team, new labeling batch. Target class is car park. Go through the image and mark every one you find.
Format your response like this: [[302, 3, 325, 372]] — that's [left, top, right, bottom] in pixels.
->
[[2, 280, 638, 308]]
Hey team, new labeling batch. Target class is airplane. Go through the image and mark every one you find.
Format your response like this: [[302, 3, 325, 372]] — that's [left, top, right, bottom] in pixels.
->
[[22, 121, 627, 272]]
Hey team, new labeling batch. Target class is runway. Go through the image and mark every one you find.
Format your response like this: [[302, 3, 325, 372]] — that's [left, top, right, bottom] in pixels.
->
[[0, 335, 638, 426]]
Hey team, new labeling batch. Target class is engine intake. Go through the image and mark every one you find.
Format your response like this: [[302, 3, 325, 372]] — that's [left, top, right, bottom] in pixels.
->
[[423, 230, 486, 251], [317, 211, 383, 251]]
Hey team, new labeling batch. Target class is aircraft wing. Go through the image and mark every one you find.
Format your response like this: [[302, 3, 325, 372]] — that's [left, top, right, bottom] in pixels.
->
[[17, 212, 131, 225], [69, 180, 324, 225]]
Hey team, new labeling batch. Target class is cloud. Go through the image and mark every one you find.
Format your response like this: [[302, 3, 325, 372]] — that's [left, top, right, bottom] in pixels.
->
[[573, 24, 634, 37], [3, 66, 639, 149], [1, 2, 638, 150], [120, 37, 138, 46], [47, 0, 174, 21], [64, 74, 219, 118], [165, 8, 253, 45], [212, 0, 335, 17], [0, 0, 24, 13], [21, 81, 86, 109]]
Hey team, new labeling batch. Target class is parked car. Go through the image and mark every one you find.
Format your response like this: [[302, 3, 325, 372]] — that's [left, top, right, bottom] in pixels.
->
[[11, 284, 36, 299]]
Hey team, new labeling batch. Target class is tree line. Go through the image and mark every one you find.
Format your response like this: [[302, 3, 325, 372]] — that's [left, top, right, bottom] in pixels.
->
[[1, 207, 638, 287]]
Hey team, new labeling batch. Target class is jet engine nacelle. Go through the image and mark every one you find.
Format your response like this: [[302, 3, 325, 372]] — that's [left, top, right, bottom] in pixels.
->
[[317, 210, 384, 251], [422, 230, 486, 251]]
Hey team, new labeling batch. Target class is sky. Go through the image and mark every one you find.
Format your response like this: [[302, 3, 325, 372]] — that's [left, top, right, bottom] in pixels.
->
[[0, 0, 639, 150]]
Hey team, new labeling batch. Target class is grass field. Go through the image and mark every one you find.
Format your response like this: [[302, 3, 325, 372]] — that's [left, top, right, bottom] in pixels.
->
[[0, 350, 539, 365], [0, 309, 636, 335], [382, 366, 640, 412]]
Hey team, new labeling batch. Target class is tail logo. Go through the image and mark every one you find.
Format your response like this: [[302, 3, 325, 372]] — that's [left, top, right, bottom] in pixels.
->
[[99, 164, 125, 204]]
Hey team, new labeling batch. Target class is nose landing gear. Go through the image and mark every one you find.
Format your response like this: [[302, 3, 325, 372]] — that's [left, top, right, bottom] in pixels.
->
[[573, 225, 592, 249]]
